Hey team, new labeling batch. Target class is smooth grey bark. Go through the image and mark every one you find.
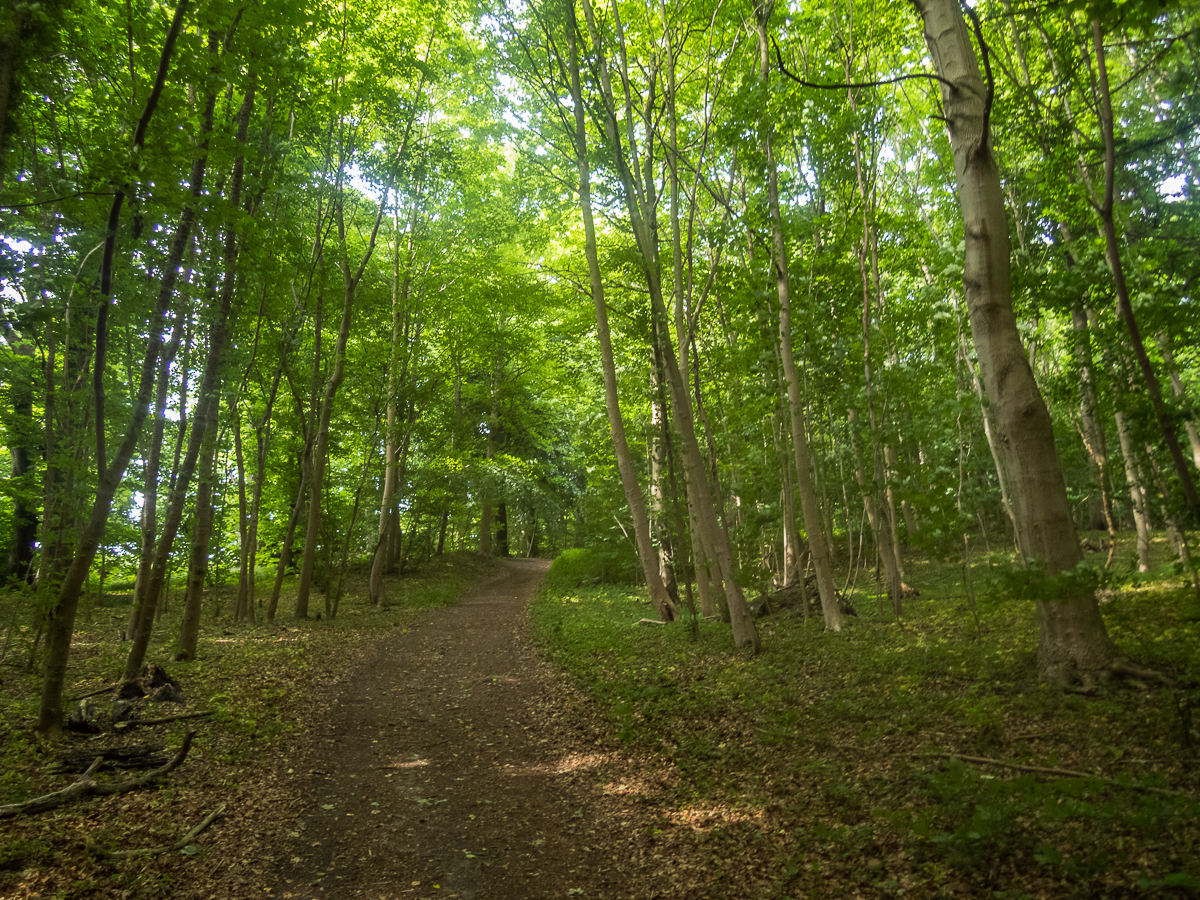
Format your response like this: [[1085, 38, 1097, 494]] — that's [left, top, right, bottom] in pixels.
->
[[580, 0, 752, 644], [1115, 409, 1152, 572], [915, 0, 1118, 683], [294, 183, 388, 618]]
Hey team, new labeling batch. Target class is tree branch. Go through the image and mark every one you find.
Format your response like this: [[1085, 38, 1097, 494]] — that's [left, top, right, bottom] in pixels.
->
[[0, 731, 196, 819], [773, 38, 955, 92]]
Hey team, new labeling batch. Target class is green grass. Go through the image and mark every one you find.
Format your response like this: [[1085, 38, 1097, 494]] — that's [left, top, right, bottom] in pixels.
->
[[531, 535, 1200, 899]]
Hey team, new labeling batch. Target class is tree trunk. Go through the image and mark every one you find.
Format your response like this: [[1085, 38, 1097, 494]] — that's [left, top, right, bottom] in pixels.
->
[[3, 342, 37, 584], [1115, 409, 1152, 572], [267, 465, 308, 623], [754, 0, 841, 631], [126, 276, 188, 638], [37, 0, 197, 737], [563, 3, 675, 623], [1157, 334, 1200, 473], [1091, 20, 1200, 526], [178, 427, 218, 657], [126, 74, 253, 674], [848, 409, 903, 617], [295, 182, 388, 617], [915, 0, 1118, 684], [649, 339, 678, 602], [580, 0, 751, 643], [1071, 304, 1117, 557]]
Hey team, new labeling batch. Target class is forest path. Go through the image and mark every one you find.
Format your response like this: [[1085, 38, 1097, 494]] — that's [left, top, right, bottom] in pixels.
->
[[266, 558, 640, 900]]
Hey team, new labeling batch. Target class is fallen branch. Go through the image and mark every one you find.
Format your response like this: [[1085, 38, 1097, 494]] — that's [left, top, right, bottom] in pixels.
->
[[52, 744, 167, 774], [922, 751, 1190, 798], [95, 802, 226, 858], [70, 683, 119, 701], [0, 732, 196, 819], [114, 710, 212, 732]]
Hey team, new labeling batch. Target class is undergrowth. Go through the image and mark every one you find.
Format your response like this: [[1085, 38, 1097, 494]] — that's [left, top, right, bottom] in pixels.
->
[[531, 532, 1200, 899]]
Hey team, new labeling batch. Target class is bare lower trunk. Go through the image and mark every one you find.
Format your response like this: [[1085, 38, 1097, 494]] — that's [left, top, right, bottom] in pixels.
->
[[267, 467, 307, 623], [178, 433, 218, 659], [1114, 410, 1150, 572], [849, 410, 903, 616]]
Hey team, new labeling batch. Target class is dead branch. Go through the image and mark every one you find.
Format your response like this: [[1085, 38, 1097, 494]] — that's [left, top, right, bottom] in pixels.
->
[[0, 731, 196, 819], [921, 751, 1190, 798], [70, 683, 119, 701], [113, 710, 212, 732], [94, 802, 226, 858]]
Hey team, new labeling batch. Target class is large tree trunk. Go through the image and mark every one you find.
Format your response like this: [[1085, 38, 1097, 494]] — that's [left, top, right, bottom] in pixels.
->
[[915, 0, 1118, 683]]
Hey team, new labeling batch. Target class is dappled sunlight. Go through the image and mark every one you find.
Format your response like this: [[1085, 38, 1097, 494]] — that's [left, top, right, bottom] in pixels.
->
[[500, 750, 614, 778], [381, 757, 430, 770], [661, 804, 766, 833]]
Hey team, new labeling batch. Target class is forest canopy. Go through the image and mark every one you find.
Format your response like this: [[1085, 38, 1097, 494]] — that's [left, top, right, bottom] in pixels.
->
[[1, 0, 1199, 735]]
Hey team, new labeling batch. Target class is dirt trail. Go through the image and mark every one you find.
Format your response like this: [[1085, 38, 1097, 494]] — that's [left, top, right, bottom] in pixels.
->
[[269, 558, 642, 900]]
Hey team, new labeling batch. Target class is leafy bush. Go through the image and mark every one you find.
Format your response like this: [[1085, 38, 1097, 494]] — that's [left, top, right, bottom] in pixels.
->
[[544, 548, 608, 592]]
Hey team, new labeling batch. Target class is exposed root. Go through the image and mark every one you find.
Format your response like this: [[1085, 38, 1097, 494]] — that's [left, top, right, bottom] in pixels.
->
[[1110, 658, 1173, 685]]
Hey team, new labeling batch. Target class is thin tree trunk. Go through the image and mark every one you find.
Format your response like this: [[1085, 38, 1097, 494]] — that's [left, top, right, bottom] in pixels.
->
[[295, 182, 388, 618], [1158, 335, 1200, 473], [1091, 20, 1200, 525], [581, 0, 752, 644], [754, 0, 842, 630], [128, 73, 254, 673], [37, 0, 197, 737], [562, 3, 676, 622]]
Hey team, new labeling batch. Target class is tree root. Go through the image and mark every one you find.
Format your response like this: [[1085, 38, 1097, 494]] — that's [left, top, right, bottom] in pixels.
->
[[1048, 657, 1173, 694], [1110, 658, 1173, 685], [89, 802, 226, 858], [921, 751, 1191, 799], [0, 731, 196, 819]]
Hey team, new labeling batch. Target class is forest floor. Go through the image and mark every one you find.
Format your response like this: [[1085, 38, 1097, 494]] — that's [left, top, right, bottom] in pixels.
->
[[4, 537, 1200, 899], [0, 554, 690, 900]]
